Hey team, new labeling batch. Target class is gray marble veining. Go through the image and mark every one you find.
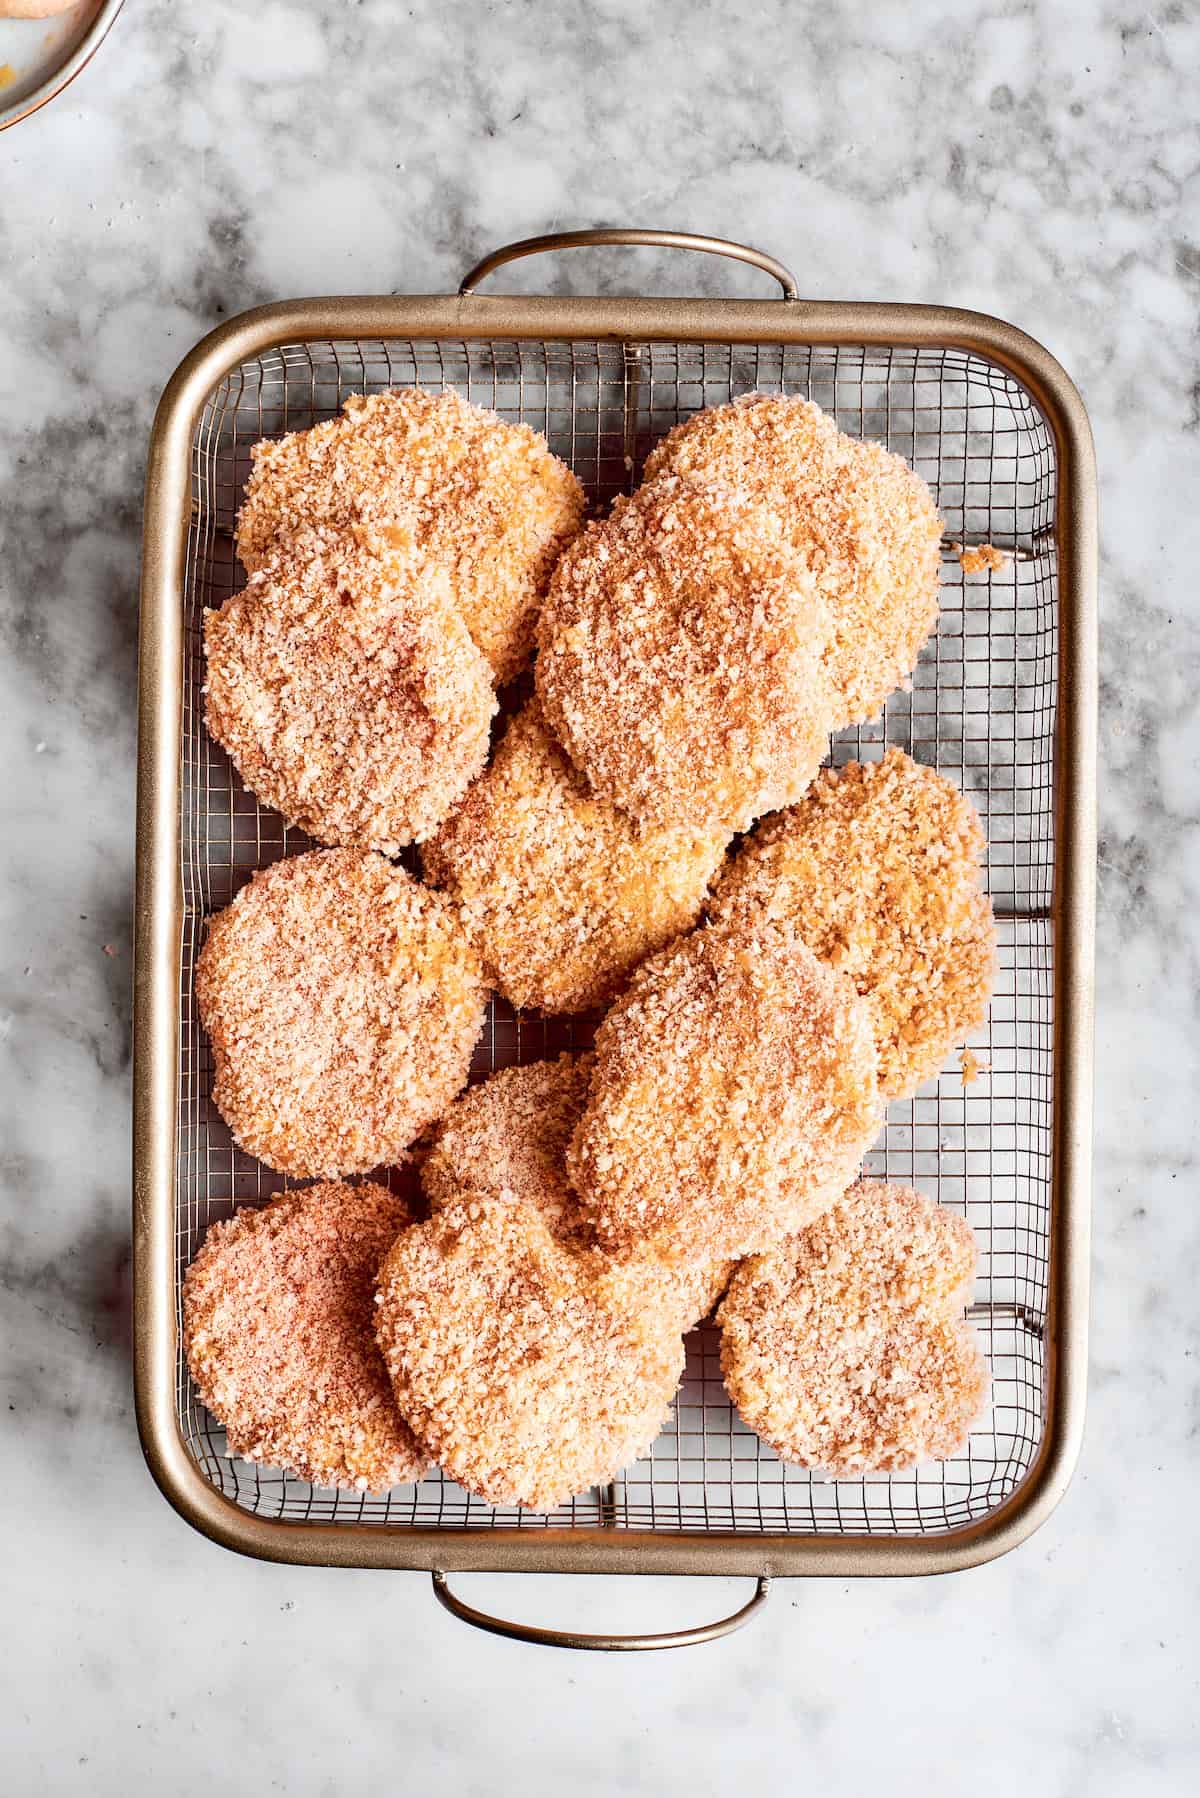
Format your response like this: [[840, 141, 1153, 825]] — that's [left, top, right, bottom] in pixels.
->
[[1, 0, 1198, 1791]]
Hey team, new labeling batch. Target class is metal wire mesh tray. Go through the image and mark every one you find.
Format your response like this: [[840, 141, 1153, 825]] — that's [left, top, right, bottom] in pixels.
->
[[134, 232, 1096, 1629]]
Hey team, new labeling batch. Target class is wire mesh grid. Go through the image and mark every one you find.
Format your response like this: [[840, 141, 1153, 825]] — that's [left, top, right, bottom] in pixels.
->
[[177, 334, 1057, 1537]]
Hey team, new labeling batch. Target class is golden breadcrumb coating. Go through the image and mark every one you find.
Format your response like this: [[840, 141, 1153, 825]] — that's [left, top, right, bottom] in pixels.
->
[[183, 1183, 427, 1492], [422, 699, 730, 1013], [196, 850, 487, 1178], [422, 1055, 733, 1330], [204, 532, 495, 854], [235, 387, 585, 684], [568, 916, 883, 1267], [719, 1180, 989, 1474], [374, 1195, 685, 1511], [535, 476, 836, 832], [710, 748, 997, 1099], [421, 1053, 597, 1246], [586, 1247, 735, 1342], [643, 395, 942, 726]]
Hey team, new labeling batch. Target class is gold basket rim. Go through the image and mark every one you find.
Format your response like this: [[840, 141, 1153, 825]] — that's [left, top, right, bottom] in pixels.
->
[[133, 284, 1097, 1577]]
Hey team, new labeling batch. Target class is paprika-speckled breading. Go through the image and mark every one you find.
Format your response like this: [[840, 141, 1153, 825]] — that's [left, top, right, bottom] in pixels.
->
[[183, 1184, 427, 1492], [374, 1195, 686, 1511], [421, 1055, 734, 1331], [643, 395, 942, 726], [421, 1054, 597, 1246], [718, 1180, 989, 1474], [235, 387, 585, 685], [422, 699, 731, 1013], [535, 476, 837, 832], [204, 532, 496, 853], [568, 916, 883, 1267], [709, 748, 997, 1099], [196, 850, 487, 1178]]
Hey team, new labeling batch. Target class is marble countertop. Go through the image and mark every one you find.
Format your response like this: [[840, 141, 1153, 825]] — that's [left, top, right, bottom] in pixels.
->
[[2, 1, 1197, 1791]]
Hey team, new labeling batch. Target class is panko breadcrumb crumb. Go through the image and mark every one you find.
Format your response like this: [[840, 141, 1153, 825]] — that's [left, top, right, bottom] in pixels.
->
[[183, 1183, 427, 1492], [568, 916, 883, 1267], [719, 1180, 990, 1474], [204, 532, 496, 853], [422, 1055, 734, 1330], [235, 387, 585, 684], [373, 1195, 685, 1511], [196, 849, 487, 1178], [709, 748, 997, 1099], [536, 476, 836, 832], [642, 395, 942, 726], [957, 542, 1008, 575], [422, 699, 730, 1012]]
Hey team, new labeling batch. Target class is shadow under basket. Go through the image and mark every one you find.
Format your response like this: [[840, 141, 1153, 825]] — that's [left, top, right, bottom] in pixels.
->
[[135, 230, 1096, 1648]]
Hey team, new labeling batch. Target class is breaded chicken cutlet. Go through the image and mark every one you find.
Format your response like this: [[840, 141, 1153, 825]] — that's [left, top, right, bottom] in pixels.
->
[[422, 699, 730, 1013], [204, 532, 495, 853], [422, 1055, 734, 1331], [374, 1196, 686, 1511], [719, 1180, 989, 1474], [710, 748, 997, 1098], [196, 850, 487, 1178], [643, 394, 942, 726], [568, 916, 883, 1267], [235, 386, 584, 686], [536, 476, 836, 833], [183, 1183, 427, 1492]]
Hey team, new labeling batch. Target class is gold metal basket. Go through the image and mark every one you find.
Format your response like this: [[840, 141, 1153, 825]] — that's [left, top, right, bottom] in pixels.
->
[[134, 231, 1097, 1648]]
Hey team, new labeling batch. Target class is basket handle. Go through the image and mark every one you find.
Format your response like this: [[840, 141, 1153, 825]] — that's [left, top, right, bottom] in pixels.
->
[[431, 1570, 771, 1652], [458, 228, 799, 300]]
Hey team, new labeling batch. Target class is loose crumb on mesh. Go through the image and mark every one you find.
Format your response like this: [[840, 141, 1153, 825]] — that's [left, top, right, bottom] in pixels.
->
[[195, 849, 487, 1179], [955, 541, 1009, 574], [373, 1195, 686, 1511], [718, 1179, 990, 1475], [183, 1183, 427, 1493], [959, 1048, 990, 1085], [422, 698, 730, 1013]]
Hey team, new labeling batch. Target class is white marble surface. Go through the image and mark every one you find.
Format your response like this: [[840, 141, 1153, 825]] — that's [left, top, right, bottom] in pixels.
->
[[1, 0, 1198, 1790]]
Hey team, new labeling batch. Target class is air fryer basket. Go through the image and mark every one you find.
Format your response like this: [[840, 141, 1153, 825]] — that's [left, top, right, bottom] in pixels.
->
[[135, 232, 1096, 1646]]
